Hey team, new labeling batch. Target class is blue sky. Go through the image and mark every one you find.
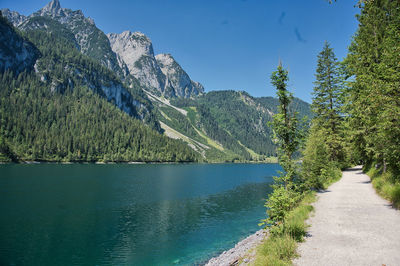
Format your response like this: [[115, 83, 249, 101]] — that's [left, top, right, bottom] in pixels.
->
[[2, 0, 359, 102]]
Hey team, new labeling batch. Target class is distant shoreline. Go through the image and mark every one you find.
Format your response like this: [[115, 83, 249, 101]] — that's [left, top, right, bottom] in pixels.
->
[[0, 160, 278, 165]]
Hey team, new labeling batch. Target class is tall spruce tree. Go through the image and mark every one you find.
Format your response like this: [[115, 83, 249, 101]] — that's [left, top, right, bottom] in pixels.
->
[[302, 42, 346, 189], [312, 41, 345, 162]]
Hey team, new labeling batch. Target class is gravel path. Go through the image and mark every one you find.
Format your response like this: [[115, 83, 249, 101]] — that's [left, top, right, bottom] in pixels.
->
[[294, 166, 400, 266]]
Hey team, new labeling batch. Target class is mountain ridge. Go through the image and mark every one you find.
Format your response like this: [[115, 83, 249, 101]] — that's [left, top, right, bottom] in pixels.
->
[[0, 0, 312, 162]]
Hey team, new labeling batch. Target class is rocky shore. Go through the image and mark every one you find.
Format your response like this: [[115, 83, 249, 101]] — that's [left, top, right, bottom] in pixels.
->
[[205, 229, 267, 266]]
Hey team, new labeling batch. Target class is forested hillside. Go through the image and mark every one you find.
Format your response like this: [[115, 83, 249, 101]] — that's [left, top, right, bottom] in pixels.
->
[[161, 90, 311, 162], [0, 1, 313, 163], [0, 15, 198, 162]]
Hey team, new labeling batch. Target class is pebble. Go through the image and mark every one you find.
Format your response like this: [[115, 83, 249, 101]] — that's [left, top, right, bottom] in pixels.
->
[[204, 229, 267, 266]]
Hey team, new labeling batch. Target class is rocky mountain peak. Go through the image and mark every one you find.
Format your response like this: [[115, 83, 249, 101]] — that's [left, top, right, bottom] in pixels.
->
[[22, 0, 127, 79], [156, 53, 204, 98], [108, 31, 154, 59], [107, 31, 165, 93], [1, 8, 27, 27], [107, 29, 204, 98], [39, 0, 63, 16]]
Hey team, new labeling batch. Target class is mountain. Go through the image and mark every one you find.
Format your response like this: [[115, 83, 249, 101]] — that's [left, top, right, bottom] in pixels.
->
[[151, 90, 312, 162], [1, 1, 160, 127], [107, 31, 168, 96], [1, 8, 27, 27], [156, 53, 204, 98], [0, 0, 312, 163], [2, 0, 204, 99], [107, 31, 204, 98], [0, 14, 197, 162], [2, 0, 129, 80]]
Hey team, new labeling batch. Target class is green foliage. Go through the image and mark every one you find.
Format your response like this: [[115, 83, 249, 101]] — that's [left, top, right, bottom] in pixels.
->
[[284, 201, 314, 242], [270, 64, 304, 188], [254, 234, 297, 266], [345, 0, 400, 175], [0, 69, 198, 162], [367, 164, 400, 209], [262, 187, 301, 230], [170, 90, 312, 161], [256, 96, 312, 122], [255, 192, 315, 266], [198, 91, 275, 157], [0, 135, 16, 162], [302, 42, 348, 190], [261, 64, 305, 231], [302, 125, 343, 189]]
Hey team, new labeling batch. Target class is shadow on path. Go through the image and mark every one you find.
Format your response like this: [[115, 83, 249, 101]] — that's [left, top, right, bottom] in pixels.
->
[[343, 167, 362, 172], [317, 190, 331, 194]]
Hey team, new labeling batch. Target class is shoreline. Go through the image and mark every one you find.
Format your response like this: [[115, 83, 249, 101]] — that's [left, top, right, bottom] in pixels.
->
[[205, 229, 267, 266], [0, 160, 278, 165]]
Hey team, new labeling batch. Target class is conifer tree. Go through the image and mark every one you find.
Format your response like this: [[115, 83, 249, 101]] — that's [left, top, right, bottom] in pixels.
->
[[311, 41, 345, 162], [302, 42, 346, 189], [345, 0, 400, 174]]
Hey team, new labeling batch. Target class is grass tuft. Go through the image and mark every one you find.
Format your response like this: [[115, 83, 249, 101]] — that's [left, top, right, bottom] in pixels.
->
[[367, 166, 400, 209], [254, 192, 316, 265], [254, 233, 297, 266]]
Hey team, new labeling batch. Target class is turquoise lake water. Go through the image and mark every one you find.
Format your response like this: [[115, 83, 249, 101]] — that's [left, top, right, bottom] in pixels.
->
[[0, 163, 280, 265]]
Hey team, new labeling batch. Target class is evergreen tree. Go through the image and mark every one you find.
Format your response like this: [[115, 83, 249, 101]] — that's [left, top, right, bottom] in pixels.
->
[[345, 0, 400, 174], [302, 42, 347, 189], [312, 42, 345, 162], [261, 63, 304, 232]]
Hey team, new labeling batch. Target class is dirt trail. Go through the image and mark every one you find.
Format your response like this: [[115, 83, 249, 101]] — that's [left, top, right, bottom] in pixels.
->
[[294, 166, 400, 266]]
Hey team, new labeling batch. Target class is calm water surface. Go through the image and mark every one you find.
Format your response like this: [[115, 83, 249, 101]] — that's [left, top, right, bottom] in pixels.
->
[[0, 163, 280, 265]]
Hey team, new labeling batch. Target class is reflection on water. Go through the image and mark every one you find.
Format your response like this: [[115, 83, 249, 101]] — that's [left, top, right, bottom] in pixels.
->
[[0, 163, 279, 265]]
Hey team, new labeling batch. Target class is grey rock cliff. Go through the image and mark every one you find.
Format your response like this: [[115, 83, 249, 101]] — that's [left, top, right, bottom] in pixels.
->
[[108, 31, 204, 98], [1, 8, 27, 27], [0, 16, 39, 74], [107, 31, 168, 95], [156, 53, 204, 98]]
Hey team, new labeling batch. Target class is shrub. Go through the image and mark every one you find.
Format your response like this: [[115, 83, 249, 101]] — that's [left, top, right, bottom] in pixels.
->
[[260, 186, 302, 233], [391, 184, 400, 208]]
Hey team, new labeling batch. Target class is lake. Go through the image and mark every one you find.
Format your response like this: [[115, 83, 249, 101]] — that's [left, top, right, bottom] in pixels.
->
[[0, 163, 280, 265]]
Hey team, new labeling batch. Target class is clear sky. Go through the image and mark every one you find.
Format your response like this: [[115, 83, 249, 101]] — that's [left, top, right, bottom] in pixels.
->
[[2, 0, 359, 103]]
